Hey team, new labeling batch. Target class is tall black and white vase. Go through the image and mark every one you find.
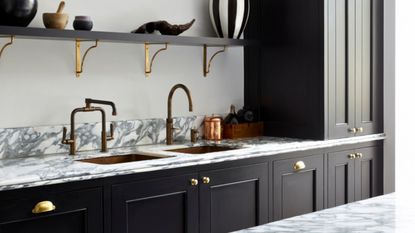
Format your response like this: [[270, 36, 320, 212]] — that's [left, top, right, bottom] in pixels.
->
[[209, 0, 250, 39]]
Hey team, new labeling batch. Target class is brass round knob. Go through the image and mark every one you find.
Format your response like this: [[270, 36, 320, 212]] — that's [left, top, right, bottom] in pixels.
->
[[190, 179, 199, 186], [357, 127, 364, 133], [202, 177, 211, 184], [348, 154, 356, 159], [294, 161, 306, 171], [349, 128, 357, 134], [356, 153, 363, 158], [32, 201, 56, 214]]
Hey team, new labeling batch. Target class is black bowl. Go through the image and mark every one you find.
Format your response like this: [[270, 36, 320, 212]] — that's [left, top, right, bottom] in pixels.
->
[[73, 16, 93, 31], [0, 0, 38, 27]]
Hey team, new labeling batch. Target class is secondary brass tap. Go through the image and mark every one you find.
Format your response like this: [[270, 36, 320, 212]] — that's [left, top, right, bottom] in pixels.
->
[[166, 84, 193, 145], [62, 98, 117, 155]]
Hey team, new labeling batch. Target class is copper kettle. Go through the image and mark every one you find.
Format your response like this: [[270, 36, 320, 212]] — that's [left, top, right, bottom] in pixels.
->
[[204, 115, 223, 140]]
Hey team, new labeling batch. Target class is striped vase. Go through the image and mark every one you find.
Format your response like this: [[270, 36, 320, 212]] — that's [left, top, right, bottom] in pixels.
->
[[209, 0, 250, 39]]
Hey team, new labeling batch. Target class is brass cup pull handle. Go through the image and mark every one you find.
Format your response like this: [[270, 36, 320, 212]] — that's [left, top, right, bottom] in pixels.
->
[[190, 179, 199, 186], [348, 154, 356, 159], [202, 177, 211, 184], [294, 161, 306, 171], [32, 201, 56, 214], [356, 153, 363, 158]]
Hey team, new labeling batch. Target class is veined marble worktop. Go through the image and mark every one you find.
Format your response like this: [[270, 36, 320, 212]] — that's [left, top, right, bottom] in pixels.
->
[[0, 134, 385, 191], [234, 193, 413, 233]]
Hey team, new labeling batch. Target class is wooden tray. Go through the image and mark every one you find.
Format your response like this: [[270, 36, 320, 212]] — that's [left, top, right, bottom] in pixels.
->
[[223, 122, 264, 139]]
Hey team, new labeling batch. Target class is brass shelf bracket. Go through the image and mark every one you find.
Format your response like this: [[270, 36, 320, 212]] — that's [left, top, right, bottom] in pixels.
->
[[76, 39, 99, 78], [0, 36, 14, 59], [203, 45, 226, 77], [144, 42, 168, 77]]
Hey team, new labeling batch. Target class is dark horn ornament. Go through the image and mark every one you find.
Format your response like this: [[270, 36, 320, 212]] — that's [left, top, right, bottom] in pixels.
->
[[0, 0, 38, 27], [132, 19, 196, 36]]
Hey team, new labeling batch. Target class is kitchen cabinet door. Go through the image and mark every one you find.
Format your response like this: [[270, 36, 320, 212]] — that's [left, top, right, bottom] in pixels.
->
[[328, 146, 382, 207], [112, 174, 199, 233], [354, 0, 383, 136], [199, 164, 269, 233], [0, 188, 103, 233], [327, 150, 356, 207], [273, 154, 324, 220], [354, 146, 382, 201], [328, 0, 356, 139]]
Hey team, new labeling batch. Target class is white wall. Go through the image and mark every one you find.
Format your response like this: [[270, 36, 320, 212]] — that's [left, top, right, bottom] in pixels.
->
[[396, 0, 415, 194], [0, 0, 244, 128]]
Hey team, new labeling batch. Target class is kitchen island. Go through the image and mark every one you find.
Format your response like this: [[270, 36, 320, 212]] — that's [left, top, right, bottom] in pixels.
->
[[235, 193, 414, 233]]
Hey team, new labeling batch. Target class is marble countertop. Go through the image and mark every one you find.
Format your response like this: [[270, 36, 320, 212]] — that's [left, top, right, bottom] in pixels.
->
[[0, 134, 385, 191], [235, 193, 413, 233]]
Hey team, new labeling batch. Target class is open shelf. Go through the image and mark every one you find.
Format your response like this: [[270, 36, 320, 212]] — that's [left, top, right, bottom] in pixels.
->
[[0, 26, 252, 47], [0, 26, 255, 77]]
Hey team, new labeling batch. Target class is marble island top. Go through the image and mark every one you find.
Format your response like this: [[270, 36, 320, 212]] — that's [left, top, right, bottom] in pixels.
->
[[0, 134, 385, 191], [234, 193, 413, 233]]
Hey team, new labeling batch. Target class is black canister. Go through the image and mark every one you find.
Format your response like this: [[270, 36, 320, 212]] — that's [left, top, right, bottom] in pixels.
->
[[73, 16, 93, 31]]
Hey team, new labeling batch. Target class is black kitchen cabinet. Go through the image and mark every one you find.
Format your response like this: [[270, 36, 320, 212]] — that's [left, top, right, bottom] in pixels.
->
[[244, 0, 383, 139], [328, 0, 383, 139], [199, 164, 269, 233], [0, 187, 103, 233], [112, 174, 199, 233], [327, 146, 382, 207], [112, 164, 269, 233], [272, 154, 324, 220]]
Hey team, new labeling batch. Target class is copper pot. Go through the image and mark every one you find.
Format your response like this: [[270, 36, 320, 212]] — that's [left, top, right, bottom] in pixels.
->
[[204, 115, 223, 140]]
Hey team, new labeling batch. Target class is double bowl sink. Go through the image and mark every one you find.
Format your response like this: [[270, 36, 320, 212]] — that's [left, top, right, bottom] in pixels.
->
[[78, 145, 239, 165]]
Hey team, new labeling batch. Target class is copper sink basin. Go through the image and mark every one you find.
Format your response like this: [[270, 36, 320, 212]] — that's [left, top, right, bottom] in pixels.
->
[[166, 146, 237, 154], [78, 154, 170, 165]]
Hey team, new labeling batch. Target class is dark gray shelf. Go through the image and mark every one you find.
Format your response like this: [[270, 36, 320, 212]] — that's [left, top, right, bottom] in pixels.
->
[[0, 26, 252, 47]]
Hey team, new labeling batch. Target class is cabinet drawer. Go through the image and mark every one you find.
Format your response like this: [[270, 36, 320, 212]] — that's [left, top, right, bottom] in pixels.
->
[[273, 154, 324, 220], [0, 187, 103, 233]]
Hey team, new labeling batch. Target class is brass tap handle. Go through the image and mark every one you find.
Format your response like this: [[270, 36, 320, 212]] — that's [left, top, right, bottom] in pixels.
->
[[61, 127, 73, 144], [106, 123, 115, 141], [32, 201, 56, 214], [348, 154, 356, 159], [293, 161, 306, 171]]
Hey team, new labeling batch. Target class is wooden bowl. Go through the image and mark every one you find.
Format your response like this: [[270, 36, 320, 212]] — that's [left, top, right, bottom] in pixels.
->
[[43, 13, 68, 29]]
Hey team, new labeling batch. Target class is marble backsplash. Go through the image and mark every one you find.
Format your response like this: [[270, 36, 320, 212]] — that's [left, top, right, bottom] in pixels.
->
[[0, 116, 204, 159]]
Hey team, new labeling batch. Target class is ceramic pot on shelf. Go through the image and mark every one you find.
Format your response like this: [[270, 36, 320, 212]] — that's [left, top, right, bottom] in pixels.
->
[[73, 16, 93, 31], [0, 0, 38, 27], [209, 0, 250, 39]]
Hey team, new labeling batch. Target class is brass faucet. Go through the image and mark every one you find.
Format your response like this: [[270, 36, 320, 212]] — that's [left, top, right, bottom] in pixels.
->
[[62, 98, 117, 155], [166, 84, 193, 145]]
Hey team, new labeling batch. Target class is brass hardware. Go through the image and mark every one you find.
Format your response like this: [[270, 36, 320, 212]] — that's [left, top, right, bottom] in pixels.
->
[[356, 153, 363, 158], [32, 201, 56, 214], [166, 84, 193, 145], [348, 153, 356, 159], [203, 45, 226, 77], [190, 178, 199, 186], [357, 127, 364, 133], [293, 161, 306, 171], [144, 43, 168, 77], [76, 39, 99, 78], [348, 128, 357, 134], [62, 98, 117, 155], [202, 177, 211, 184], [0, 36, 14, 59]]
